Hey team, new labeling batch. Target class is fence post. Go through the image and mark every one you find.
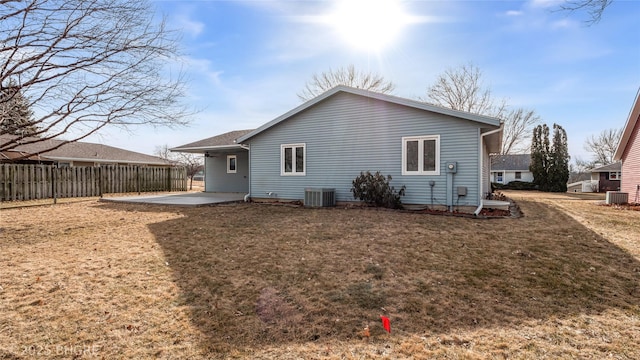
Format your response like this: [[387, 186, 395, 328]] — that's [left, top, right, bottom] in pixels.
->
[[52, 164, 57, 204], [137, 166, 140, 194], [99, 166, 103, 197]]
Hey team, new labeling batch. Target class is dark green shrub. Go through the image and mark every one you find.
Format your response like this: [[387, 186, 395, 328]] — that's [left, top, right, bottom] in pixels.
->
[[351, 171, 406, 209], [506, 181, 537, 190], [493, 181, 537, 191]]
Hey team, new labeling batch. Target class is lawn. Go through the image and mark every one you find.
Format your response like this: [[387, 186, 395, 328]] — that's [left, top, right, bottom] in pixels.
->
[[1, 191, 639, 359]]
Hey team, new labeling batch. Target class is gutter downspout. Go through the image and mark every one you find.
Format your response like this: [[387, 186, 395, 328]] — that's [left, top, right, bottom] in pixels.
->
[[239, 144, 251, 202], [474, 126, 503, 216]]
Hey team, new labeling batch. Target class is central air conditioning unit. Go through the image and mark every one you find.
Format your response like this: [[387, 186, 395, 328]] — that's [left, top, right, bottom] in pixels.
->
[[304, 188, 336, 207], [606, 191, 628, 205]]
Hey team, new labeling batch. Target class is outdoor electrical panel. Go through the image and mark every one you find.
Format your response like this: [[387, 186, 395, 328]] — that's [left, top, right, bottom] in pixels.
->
[[446, 162, 457, 173], [457, 187, 467, 196]]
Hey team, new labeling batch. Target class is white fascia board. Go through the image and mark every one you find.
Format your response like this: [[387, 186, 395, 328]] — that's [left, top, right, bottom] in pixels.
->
[[169, 145, 245, 153]]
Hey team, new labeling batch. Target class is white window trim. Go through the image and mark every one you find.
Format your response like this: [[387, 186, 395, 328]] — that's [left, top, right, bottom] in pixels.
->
[[402, 135, 440, 175], [281, 143, 306, 176], [227, 155, 237, 174], [609, 171, 621, 180]]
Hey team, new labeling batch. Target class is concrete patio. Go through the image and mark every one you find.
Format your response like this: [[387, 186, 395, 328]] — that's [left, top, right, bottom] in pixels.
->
[[101, 192, 246, 206]]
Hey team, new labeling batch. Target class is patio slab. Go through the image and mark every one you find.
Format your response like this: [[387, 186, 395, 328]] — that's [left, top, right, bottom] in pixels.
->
[[101, 192, 246, 206]]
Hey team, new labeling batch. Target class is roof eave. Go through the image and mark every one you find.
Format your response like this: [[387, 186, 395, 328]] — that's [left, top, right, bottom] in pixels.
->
[[170, 144, 244, 153], [614, 88, 640, 161], [43, 156, 170, 166], [237, 85, 502, 143]]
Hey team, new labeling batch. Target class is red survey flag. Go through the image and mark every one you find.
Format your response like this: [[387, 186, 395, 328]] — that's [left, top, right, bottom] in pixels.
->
[[380, 315, 391, 333]]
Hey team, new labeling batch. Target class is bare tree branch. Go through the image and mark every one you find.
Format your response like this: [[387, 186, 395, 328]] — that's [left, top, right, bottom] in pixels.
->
[[156, 144, 203, 190], [583, 127, 622, 166], [425, 63, 499, 116], [501, 108, 541, 155], [554, 0, 614, 25], [1, 0, 192, 157], [297, 64, 395, 102], [425, 63, 540, 154]]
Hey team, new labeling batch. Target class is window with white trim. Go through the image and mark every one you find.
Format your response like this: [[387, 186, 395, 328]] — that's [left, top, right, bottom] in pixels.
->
[[515, 171, 522, 180], [402, 136, 440, 175], [227, 155, 237, 174], [609, 171, 621, 180], [281, 143, 305, 176]]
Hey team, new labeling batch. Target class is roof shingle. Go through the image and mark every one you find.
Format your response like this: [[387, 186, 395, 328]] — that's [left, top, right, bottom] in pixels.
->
[[490, 154, 531, 171]]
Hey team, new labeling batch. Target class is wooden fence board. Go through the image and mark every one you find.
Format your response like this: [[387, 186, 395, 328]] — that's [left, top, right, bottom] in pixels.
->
[[0, 164, 187, 201]]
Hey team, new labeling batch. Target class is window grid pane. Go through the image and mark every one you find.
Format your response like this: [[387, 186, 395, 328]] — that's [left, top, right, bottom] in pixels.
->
[[284, 147, 292, 173], [295, 147, 304, 173], [423, 139, 436, 171], [406, 140, 418, 171]]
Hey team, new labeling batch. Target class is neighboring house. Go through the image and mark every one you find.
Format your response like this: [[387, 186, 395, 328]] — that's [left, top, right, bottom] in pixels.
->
[[614, 88, 640, 203], [490, 154, 533, 185], [590, 163, 621, 193], [0, 135, 172, 167], [568, 162, 622, 193], [172, 86, 503, 212]]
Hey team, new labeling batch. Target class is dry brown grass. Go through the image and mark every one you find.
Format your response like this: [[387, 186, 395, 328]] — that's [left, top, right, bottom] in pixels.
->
[[1, 191, 639, 359]]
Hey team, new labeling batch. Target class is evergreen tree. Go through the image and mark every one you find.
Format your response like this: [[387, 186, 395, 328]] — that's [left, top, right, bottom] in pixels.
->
[[530, 124, 550, 191], [548, 124, 570, 192], [0, 80, 38, 136], [529, 123, 569, 192]]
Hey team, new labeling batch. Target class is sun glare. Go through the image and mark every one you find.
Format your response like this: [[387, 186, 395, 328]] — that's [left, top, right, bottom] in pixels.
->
[[326, 0, 413, 52]]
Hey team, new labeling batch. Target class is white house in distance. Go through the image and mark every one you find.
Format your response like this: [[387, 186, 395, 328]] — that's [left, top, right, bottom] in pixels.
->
[[490, 154, 533, 185]]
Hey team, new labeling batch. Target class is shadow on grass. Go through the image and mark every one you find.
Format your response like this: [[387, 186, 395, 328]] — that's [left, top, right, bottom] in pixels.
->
[[103, 199, 640, 356]]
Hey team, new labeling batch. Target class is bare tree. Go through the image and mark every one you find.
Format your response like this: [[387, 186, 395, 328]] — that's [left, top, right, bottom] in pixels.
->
[[501, 108, 541, 155], [155, 144, 204, 190], [555, 0, 613, 25], [1, 0, 190, 157], [583, 128, 622, 166], [425, 63, 539, 154], [298, 64, 395, 102], [426, 63, 502, 116]]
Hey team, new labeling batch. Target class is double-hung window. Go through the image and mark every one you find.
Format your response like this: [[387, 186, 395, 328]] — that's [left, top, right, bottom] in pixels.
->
[[402, 135, 440, 175], [281, 143, 305, 176]]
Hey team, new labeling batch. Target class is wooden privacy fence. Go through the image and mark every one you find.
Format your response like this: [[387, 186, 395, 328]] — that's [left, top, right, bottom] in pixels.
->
[[0, 164, 187, 201]]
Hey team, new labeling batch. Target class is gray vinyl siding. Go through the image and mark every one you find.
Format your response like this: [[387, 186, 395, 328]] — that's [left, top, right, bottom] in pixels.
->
[[246, 92, 489, 206], [204, 150, 249, 193]]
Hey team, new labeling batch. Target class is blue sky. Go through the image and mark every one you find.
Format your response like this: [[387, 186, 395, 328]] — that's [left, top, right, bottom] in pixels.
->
[[90, 0, 640, 163]]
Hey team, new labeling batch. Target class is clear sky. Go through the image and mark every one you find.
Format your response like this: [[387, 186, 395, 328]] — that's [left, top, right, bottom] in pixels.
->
[[89, 0, 640, 163]]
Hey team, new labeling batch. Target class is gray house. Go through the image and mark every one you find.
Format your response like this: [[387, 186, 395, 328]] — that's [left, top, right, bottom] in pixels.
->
[[172, 86, 503, 212]]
